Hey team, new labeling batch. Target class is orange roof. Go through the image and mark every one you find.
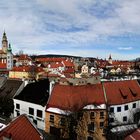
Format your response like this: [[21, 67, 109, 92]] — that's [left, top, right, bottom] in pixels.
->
[[104, 80, 140, 105], [47, 84, 105, 112], [0, 115, 42, 140]]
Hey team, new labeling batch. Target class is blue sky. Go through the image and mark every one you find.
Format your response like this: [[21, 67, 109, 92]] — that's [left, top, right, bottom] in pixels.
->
[[0, 0, 140, 60]]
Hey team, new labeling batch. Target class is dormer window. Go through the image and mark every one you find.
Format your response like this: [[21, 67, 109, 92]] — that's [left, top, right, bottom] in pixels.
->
[[119, 89, 127, 99], [129, 88, 137, 97]]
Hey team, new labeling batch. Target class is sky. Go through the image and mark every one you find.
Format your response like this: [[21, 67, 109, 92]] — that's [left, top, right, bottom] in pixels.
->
[[0, 0, 140, 60]]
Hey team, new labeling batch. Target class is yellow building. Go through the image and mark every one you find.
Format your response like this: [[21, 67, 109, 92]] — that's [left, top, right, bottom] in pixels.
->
[[9, 66, 37, 79]]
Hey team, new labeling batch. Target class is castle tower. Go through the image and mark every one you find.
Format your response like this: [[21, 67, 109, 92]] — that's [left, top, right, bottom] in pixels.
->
[[7, 43, 13, 70], [2, 31, 8, 53]]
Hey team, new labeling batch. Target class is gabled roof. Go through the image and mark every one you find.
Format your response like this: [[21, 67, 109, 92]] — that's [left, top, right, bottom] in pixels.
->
[[104, 80, 140, 105], [0, 115, 43, 140], [46, 84, 105, 112]]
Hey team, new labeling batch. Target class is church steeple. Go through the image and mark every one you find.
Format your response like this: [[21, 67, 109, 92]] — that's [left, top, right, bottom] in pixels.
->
[[108, 54, 112, 64], [2, 31, 8, 53]]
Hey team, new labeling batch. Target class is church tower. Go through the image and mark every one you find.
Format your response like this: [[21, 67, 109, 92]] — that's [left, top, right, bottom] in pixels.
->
[[108, 54, 112, 64], [7, 43, 13, 70], [2, 31, 8, 53]]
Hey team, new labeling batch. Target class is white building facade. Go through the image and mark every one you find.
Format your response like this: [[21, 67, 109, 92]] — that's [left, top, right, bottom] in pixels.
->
[[14, 99, 46, 130]]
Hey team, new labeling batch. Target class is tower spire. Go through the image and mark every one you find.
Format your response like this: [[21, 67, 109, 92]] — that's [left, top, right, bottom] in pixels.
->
[[2, 31, 7, 42], [2, 31, 8, 53]]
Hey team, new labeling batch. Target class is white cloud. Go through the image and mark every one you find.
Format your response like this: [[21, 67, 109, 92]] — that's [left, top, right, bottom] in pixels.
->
[[118, 47, 133, 50]]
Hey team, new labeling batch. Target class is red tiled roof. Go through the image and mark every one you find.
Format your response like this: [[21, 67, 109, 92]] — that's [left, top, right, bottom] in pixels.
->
[[47, 80, 140, 111], [48, 62, 64, 68], [0, 115, 42, 140], [36, 67, 44, 73], [0, 63, 6, 69], [125, 128, 140, 140], [64, 68, 75, 73], [36, 57, 65, 62], [62, 60, 74, 67], [104, 80, 140, 105], [63, 73, 74, 78], [47, 84, 105, 112], [11, 66, 36, 72], [18, 54, 32, 61]]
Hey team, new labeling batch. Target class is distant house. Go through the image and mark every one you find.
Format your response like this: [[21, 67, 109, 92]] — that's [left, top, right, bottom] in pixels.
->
[[45, 84, 107, 140], [15, 54, 33, 66], [9, 65, 43, 80], [14, 79, 50, 130], [0, 114, 43, 140]]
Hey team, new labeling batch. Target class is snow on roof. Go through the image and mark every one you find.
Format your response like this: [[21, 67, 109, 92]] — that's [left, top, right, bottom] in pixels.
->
[[0, 123, 6, 131], [46, 107, 71, 115]]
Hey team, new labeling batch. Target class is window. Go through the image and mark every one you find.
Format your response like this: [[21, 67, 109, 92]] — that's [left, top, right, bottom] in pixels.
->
[[110, 107, 114, 113], [50, 115, 54, 123], [33, 119, 37, 125], [133, 103, 136, 108], [87, 136, 93, 140], [117, 107, 121, 112], [90, 112, 95, 119], [88, 122, 94, 132], [78, 112, 83, 119], [123, 116, 127, 122], [60, 117, 65, 126], [37, 110, 42, 118], [16, 103, 20, 109], [29, 107, 34, 115], [110, 118, 114, 123], [16, 111, 20, 116], [100, 112, 104, 118], [124, 105, 128, 111], [100, 122, 104, 128]]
